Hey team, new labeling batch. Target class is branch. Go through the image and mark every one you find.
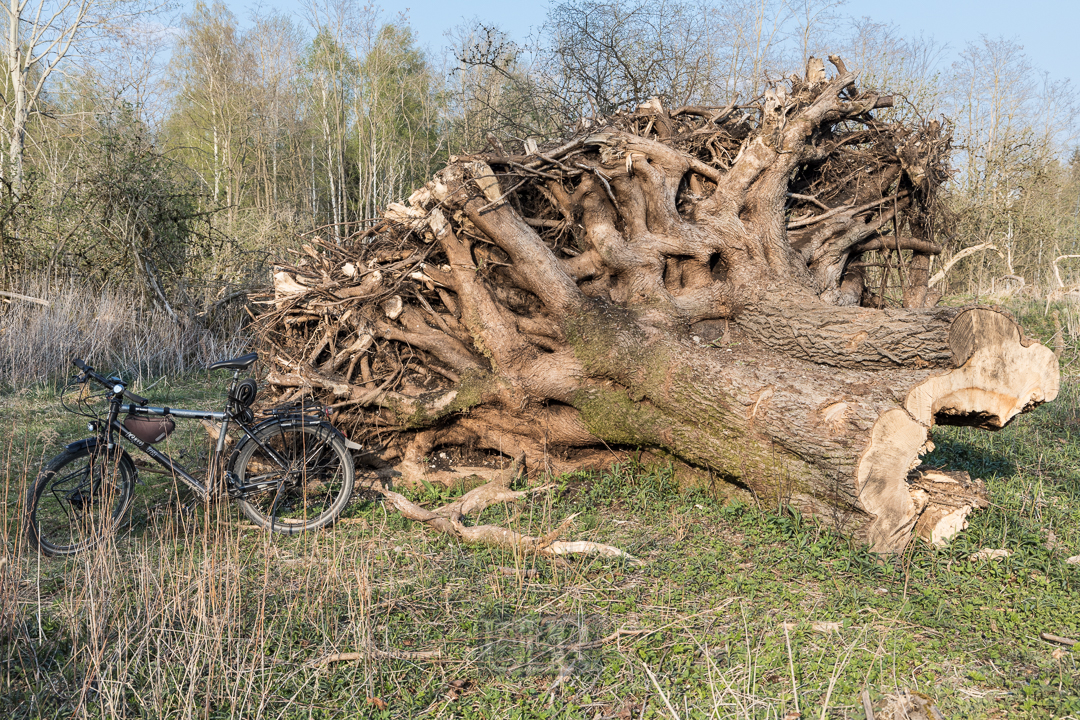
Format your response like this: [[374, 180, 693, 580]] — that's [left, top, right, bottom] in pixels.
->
[[1052, 255, 1080, 288], [788, 192, 909, 230], [852, 237, 943, 255], [375, 456, 636, 560], [0, 290, 49, 306], [929, 243, 1001, 287]]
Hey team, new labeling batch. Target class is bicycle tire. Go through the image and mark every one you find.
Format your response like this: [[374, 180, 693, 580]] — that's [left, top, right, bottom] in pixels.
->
[[26, 444, 135, 556], [231, 421, 354, 534]]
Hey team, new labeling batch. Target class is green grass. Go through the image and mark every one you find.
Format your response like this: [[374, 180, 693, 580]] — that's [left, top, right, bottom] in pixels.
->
[[1, 331, 1079, 718]]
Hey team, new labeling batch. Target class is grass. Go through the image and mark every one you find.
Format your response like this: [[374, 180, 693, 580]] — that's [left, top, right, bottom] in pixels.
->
[[0, 308, 1079, 718], [0, 277, 250, 389]]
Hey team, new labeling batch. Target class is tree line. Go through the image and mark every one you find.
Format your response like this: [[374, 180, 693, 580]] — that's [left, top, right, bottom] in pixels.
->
[[1, 0, 1077, 317]]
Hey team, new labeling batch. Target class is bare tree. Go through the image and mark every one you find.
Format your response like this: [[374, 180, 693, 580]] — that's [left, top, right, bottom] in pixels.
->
[[246, 12, 305, 216], [354, 23, 444, 219], [165, 2, 255, 223], [1, 0, 156, 191], [449, 0, 848, 151], [546, 0, 727, 114], [941, 37, 1078, 293]]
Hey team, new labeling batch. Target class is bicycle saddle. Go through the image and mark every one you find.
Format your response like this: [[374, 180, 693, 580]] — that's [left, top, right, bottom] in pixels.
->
[[207, 352, 259, 371]]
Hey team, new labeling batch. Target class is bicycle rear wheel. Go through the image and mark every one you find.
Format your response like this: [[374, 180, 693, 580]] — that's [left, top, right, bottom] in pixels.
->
[[231, 421, 354, 534], [26, 444, 135, 556]]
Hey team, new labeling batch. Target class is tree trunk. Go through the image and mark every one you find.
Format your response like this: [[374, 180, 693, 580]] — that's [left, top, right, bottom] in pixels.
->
[[260, 57, 1059, 552]]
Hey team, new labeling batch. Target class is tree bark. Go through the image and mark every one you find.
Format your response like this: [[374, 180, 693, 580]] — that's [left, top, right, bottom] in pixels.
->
[[259, 57, 1059, 552]]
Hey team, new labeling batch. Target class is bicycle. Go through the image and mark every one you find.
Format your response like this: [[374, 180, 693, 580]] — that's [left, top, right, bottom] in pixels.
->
[[26, 353, 356, 556]]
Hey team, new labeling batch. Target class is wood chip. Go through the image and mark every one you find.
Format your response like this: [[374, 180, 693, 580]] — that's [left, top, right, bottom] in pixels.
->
[[321, 647, 444, 664]]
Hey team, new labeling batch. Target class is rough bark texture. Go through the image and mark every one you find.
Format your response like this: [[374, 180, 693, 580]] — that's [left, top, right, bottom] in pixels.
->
[[259, 57, 1059, 552]]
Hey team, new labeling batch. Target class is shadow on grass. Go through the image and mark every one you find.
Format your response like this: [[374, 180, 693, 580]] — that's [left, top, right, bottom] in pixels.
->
[[924, 432, 1018, 479]]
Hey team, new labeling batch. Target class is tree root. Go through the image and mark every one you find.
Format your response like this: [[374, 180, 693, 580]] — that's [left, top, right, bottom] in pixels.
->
[[375, 455, 637, 561], [258, 57, 1056, 553]]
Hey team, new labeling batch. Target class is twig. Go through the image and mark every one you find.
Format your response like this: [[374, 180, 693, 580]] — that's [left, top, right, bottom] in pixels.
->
[[196, 288, 249, 318], [1040, 632, 1077, 646], [524, 137, 585, 169], [642, 661, 682, 720], [476, 178, 529, 214], [787, 192, 831, 211], [320, 647, 444, 665], [786, 191, 909, 230], [506, 161, 562, 180], [577, 164, 618, 207], [328, 366, 403, 410], [928, 242, 1001, 287], [566, 627, 649, 651], [784, 622, 800, 717], [861, 689, 876, 720], [0, 290, 49, 306]]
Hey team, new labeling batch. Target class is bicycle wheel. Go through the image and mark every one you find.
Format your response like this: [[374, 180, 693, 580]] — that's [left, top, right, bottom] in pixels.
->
[[27, 444, 135, 556], [231, 421, 354, 534]]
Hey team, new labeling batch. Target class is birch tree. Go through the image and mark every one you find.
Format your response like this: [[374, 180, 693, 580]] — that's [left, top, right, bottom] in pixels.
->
[[165, 1, 253, 223], [942, 37, 1078, 292], [355, 23, 442, 219]]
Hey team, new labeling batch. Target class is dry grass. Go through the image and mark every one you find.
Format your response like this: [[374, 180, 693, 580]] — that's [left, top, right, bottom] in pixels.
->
[[0, 277, 249, 389], [0, 301, 1078, 718], [1, 429, 1075, 718]]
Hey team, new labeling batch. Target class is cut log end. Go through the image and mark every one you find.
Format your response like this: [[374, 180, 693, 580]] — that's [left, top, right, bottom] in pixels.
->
[[910, 308, 1059, 430], [858, 308, 1057, 552]]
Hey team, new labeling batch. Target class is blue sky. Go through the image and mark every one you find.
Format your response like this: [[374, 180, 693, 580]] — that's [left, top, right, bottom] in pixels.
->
[[226, 0, 1078, 84]]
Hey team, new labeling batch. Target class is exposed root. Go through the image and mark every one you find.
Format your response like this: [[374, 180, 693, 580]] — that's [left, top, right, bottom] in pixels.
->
[[375, 455, 637, 561]]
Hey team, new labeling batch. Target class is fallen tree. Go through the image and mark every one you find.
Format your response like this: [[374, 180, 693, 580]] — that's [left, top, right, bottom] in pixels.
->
[[259, 56, 1059, 553]]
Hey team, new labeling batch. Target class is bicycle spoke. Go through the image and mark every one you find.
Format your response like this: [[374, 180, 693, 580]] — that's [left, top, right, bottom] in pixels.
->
[[28, 446, 134, 555], [233, 422, 354, 534]]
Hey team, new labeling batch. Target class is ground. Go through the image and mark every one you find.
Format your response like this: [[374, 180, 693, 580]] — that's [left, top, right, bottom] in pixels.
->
[[0, 299, 1078, 719]]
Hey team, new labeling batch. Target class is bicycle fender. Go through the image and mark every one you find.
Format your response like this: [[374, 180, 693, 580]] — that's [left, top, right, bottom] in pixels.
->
[[63, 438, 139, 480]]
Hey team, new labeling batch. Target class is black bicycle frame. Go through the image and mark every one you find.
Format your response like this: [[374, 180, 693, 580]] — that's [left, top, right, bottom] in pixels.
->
[[110, 403, 226, 496], [71, 359, 321, 501], [103, 401, 289, 500]]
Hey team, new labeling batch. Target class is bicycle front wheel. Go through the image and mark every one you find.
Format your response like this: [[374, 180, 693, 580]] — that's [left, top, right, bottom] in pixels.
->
[[27, 444, 135, 556], [231, 421, 354, 534]]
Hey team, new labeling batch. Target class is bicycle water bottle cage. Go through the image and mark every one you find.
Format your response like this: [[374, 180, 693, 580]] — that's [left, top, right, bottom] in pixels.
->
[[124, 414, 176, 444]]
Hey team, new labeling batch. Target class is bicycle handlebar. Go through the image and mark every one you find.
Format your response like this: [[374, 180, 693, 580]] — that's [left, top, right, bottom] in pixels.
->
[[72, 358, 148, 406], [124, 388, 149, 406]]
